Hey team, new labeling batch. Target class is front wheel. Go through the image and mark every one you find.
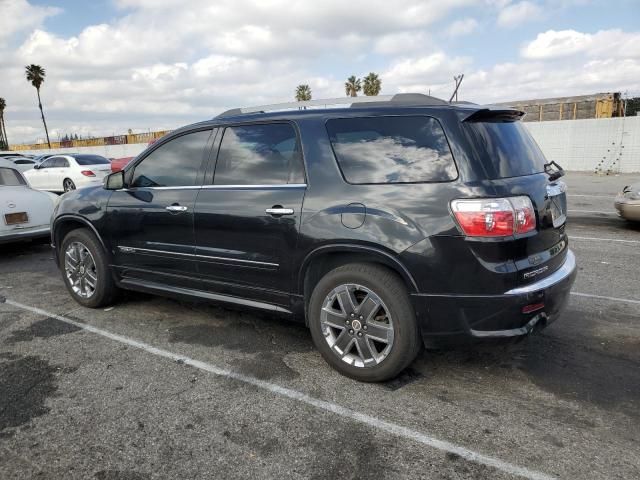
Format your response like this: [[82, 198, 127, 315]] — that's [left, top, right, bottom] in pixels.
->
[[308, 263, 421, 382], [60, 228, 118, 308], [63, 178, 76, 192]]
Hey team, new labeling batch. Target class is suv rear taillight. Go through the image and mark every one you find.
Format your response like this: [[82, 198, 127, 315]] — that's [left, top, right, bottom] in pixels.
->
[[451, 196, 536, 237], [80, 170, 95, 177]]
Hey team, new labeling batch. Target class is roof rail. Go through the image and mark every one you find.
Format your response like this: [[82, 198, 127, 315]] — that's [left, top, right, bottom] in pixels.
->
[[215, 93, 448, 118]]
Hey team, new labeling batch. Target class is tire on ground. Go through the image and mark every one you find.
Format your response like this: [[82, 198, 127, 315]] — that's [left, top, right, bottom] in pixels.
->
[[59, 228, 118, 308], [308, 262, 421, 382]]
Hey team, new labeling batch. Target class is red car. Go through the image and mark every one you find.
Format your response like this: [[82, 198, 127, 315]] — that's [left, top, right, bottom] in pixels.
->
[[110, 156, 134, 172], [110, 140, 158, 172]]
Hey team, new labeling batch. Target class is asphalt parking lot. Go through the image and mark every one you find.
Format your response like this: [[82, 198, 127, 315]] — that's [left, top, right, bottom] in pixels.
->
[[1, 172, 639, 480]]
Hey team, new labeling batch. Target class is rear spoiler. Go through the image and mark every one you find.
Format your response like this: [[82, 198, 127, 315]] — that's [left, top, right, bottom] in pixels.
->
[[458, 108, 526, 122]]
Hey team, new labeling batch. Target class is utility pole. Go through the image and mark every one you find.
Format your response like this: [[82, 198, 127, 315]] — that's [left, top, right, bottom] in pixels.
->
[[449, 74, 464, 102]]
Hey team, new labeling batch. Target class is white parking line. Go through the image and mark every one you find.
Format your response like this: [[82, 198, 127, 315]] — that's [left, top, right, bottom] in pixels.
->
[[567, 194, 611, 198], [567, 209, 616, 215], [571, 292, 640, 305], [569, 235, 640, 244], [2, 298, 555, 480]]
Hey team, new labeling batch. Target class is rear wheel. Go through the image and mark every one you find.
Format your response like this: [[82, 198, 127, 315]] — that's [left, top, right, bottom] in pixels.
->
[[308, 263, 421, 382], [63, 178, 76, 192], [60, 228, 118, 308]]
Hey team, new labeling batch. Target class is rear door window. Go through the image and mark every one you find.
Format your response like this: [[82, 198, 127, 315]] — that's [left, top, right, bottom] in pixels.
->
[[463, 118, 546, 178], [214, 123, 304, 185], [326, 116, 457, 184]]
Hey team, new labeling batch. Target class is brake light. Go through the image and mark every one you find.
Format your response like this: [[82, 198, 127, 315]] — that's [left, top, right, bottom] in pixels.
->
[[451, 196, 536, 237], [81, 170, 95, 177]]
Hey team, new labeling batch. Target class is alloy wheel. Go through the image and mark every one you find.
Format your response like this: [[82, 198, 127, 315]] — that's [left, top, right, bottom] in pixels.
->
[[64, 179, 76, 192], [64, 241, 97, 298], [320, 284, 394, 368]]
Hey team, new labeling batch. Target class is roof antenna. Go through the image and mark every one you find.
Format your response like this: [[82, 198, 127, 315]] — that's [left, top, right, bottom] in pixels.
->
[[449, 74, 464, 102]]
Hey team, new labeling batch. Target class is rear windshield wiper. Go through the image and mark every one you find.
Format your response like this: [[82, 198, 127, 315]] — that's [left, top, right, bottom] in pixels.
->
[[544, 161, 565, 182]]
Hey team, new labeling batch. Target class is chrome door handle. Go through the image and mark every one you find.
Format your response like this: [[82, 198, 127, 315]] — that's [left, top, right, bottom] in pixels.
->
[[265, 208, 294, 216], [166, 205, 188, 212]]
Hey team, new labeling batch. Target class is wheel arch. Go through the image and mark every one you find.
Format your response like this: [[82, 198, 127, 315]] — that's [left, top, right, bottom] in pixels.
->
[[298, 244, 418, 324], [53, 215, 110, 264]]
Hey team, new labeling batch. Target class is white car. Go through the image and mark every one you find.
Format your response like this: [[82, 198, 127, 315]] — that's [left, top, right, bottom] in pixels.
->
[[0, 157, 38, 173], [1, 165, 59, 244], [24, 154, 112, 192]]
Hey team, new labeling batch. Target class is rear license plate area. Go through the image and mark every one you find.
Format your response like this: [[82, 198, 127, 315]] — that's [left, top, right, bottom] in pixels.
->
[[5, 212, 29, 225], [547, 183, 567, 227]]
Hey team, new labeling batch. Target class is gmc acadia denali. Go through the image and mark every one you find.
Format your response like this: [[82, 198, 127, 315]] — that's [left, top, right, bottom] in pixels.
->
[[51, 93, 577, 381]]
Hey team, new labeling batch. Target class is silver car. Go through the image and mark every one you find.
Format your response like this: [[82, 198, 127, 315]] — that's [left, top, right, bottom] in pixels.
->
[[614, 183, 640, 221]]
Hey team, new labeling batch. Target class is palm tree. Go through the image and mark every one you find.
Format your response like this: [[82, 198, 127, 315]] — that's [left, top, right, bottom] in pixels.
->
[[0, 97, 8, 150], [295, 84, 312, 102], [345, 76, 361, 97], [25, 64, 51, 148], [363, 72, 382, 96]]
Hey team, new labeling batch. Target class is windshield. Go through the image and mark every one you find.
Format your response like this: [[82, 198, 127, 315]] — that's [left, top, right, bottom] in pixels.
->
[[463, 119, 546, 179], [0, 167, 27, 186], [74, 154, 111, 165]]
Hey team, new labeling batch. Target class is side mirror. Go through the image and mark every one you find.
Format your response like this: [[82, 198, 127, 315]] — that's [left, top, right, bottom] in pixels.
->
[[33, 163, 40, 169], [104, 171, 125, 190]]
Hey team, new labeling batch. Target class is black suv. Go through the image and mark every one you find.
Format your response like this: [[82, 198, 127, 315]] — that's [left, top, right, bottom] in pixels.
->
[[51, 93, 576, 381]]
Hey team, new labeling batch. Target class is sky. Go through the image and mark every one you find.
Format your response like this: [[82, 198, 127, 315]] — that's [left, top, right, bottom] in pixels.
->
[[0, 0, 639, 144]]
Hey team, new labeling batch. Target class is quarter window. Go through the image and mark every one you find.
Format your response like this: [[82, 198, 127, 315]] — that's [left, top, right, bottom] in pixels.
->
[[214, 123, 304, 185], [326, 116, 457, 184], [131, 130, 212, 188]]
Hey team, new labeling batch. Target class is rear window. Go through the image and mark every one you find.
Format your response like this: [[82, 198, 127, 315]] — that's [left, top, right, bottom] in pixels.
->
[[463, 119, 546, 179], [0, 167, 26, 186], [326, 116, 457, 184], [73, 154, 110, 165]]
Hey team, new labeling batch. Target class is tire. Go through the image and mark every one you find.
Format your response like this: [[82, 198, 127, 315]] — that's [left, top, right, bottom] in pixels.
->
[[308, 263, 421, 382], [63, 178, 76, 192], [59, 228, 118, 308]]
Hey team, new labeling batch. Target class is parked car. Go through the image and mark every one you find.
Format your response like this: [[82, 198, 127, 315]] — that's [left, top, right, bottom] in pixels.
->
[[614, 183, 640, 221], [0, 165, 59, 244], [110, 156, 134, 172], [24, 153, 112, 193], [50, 93, 577, 381], [0, 156, 38, 172]]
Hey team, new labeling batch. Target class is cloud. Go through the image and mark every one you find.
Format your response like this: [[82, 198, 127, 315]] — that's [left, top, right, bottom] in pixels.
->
[[0, 0, 60, 45], [522, 29, 640, 60], [497, 1, 543, 28], [446, 18, 479, 37], [1, 0, 639, 145]]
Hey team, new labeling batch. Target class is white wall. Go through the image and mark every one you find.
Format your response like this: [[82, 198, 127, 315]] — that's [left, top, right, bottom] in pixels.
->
[[4, 115, 640, 173], [525, 116, 640, 173]]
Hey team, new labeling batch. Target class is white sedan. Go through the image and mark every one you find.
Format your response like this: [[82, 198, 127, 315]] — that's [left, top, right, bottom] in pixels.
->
[[24, 153, 112, 193], [1, 165, 59, 244]]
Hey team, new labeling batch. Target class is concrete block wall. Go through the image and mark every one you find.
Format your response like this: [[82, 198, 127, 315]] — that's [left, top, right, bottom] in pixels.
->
[[525, 116, 640, 173]]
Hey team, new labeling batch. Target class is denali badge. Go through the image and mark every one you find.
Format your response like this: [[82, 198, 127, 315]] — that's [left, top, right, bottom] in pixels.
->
[[118, 246, 135, 253], [524, 265, 549, 279]]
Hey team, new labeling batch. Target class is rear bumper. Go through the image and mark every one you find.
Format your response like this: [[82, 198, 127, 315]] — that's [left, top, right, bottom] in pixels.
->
[[411, 250, 577, 346], [0, 225, 50, 244]]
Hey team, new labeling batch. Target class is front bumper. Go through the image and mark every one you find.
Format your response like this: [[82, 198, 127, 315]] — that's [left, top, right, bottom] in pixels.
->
[[411, 250, 577, 346]]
